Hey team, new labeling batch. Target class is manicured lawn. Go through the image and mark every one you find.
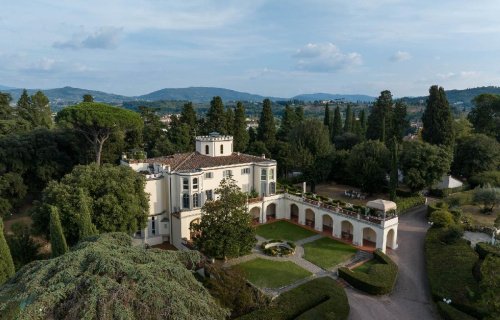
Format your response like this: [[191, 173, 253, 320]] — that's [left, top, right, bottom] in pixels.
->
[[238, 258, 311, 288], [352, 258, 379, 273], [303, 237, 357, 269], [256, 220, 316, 241]]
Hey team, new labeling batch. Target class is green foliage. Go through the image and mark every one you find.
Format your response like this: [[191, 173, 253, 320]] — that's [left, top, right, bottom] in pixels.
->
[[440, 224, 465, 244], [437, 301, 477, 320], [430, 210, 455, 228], [469, 171, 500, 188], [191, 177, 256, 259], [49, 206, 68, 258], [422, 85, 455, 147], [277, 105, 298, 142], [205, 96, 227, 134], [479, 255, 500, 318], [238, 277, 349, 320], [0, 218, 15, 285], [6, 222, 41, 269], [343, 105, 353, 133], [76, 188, 98, 239], [257, 99, 276, 151], [366, 90, 393, 142], [391, 100, 409, 142], [256, 221, 316, 242], [180, 101, 198, 134], [139, 106, 173, 157], [475, 242, 500, 259], [331, 106, 343, 139], [453, 117, 473, 141], [323, 104, 332, 135], [452, 134, 500, 179], [395, 195, 426, 213], [468, 93, 500, 141], [32, 164, 149, 246], [303, 237, 357, 270], [0, 233, 228, 320], [338, 250, 398, 295], [233, 102, 250, 152], [400, 140, 452, 192], [347, 140, 390, 194], [82, 94, 94, 102], [473, 185, 499, 213], [16, 90, 53, 130], [0, 172, 27, 218], [168, 116, 192, 152], [56, 102, 143, 164]]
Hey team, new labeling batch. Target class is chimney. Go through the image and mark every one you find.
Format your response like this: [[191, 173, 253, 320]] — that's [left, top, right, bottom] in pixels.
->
[[261, 154, 266, 159]]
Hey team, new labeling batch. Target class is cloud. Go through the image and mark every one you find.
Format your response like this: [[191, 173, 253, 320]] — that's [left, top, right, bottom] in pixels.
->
[[53, 27, 123, 50], [436, 71, 479, 80], [293, 43, 362, 72], [28, 58, 57, 71], [391, 50, 411, 62]]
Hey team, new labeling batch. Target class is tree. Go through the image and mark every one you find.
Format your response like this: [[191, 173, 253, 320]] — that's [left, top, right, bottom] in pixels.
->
[[473, 185, 499, 213], [421, 85, 454, 147], [0, 233, 228, 319], [332, 106, 343, 140], [6, 222, 41, 269], [452, 117, 473, 141], [391, 101, 409, 142], [205, 96, 226, 134], [76, 188, 98, 239], [274, 141, 293, 178], [480, 255, 500, 318], [366, 90, 393, 142], [225, 107, 235, 135], [32, 164, 149, 246], [139, 106, 172, 157], [333, 132, 360, 150], [257, 99, 276, 151], [347, 140, 390, 194], [429, 210, 454, 228], [468, 93, 500, 141], [17, 90, 52, 129], [323, 104, 332, 135], [82, 94, 94, 102], [233, 102, 249, 152], [277, 105, 297, 141], [0, 173, 27, 218], [168, 116, 192, 152], [343, 105, 353, 133], [0, 217, 15, 285], [191, 177, 256, 259], [56, 102, 143, 165], [50, 206, 68, 258], [469, 171, 500, 188], [180, 102, 198, 137], [452, 134, 500, 179], [400, 141, 452, 192], [389, 139, 399, 200], [295, 105, 304, 122]]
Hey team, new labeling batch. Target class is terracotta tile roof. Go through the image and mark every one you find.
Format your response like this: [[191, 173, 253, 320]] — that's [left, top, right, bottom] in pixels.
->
[[139, 152, 274, 172]]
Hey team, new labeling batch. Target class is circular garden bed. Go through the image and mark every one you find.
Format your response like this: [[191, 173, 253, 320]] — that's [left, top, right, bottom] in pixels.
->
[[260, 240, 296, 257]]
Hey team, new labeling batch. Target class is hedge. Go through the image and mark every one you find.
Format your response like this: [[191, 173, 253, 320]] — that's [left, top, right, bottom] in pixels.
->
[[437, 302, 477, 320], [338, 250, 398, 295], [427, 201, 448, 218], [238, 277, 349, 320], [475, 242, 500, 259], [429, 186, 464, 198], [395, 195, 426, 214]]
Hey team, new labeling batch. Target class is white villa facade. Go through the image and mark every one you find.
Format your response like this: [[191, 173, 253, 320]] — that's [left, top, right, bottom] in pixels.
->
[[122, 133, 398, 252]]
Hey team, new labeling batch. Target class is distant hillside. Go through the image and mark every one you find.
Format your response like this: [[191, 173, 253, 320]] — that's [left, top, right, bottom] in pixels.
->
[[292, 93, 375, 103], [0, 85, 17, 90], [137, 87, 280, 102], [401, 86, 500, 109]]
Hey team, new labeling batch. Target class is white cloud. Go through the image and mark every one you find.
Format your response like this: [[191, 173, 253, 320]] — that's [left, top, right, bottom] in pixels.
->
[[436, 71, 479, 80], [391, 50, 411, 62], [29, 58, 56, 71], [53, 27, 123, 50], [293, 43, 362, 72]]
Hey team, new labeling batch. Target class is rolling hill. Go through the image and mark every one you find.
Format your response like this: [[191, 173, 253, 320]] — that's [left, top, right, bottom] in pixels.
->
[[138, 87, 280, 102], [292, 93, 375, 102]]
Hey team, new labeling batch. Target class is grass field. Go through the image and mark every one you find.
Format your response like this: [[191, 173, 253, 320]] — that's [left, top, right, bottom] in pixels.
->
[[238, 258, 311, 288], [303, 237, 357, 269], [352, 258, 379, 273], [256, 220, 316, 241]]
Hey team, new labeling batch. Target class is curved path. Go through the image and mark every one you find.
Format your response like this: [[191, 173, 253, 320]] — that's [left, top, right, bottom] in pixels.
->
[[346, 206, 439, 320]]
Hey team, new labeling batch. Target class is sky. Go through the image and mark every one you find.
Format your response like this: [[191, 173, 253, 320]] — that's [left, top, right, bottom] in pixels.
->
[[1, 0, 500, 98]]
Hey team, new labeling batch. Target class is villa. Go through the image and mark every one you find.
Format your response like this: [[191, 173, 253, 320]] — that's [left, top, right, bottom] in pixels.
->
[[121, 133, 399, 252]]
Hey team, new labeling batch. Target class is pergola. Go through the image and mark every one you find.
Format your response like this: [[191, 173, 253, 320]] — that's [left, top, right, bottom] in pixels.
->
[[366, 199, 397, 218]]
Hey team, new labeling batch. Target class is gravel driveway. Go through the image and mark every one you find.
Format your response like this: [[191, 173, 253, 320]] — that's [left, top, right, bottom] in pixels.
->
[[346, 206, 439, 320]]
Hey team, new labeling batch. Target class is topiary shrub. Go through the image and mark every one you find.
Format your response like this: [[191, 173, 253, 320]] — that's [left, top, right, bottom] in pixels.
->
[[427, 201, 448, 218], [440, 225, 465, 244], [437, 301, 477, 320], [430, 210, 455, 228], [475, 242, 500, 259]]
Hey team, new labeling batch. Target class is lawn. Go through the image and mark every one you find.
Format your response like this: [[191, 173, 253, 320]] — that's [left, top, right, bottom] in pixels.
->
[[303, 237, 357, 269], [352, 258, 379, 273], [238, 258, 311, 288], [256, 220, 316, 241]]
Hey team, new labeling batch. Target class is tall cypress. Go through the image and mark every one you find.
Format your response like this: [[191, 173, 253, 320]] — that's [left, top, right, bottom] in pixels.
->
[[422, 85, 454, 147], [0, 218, 15, 284], [366, 90, 393, 141], [257, 99, 276, 151], [389, 139, 399, 201], [344, 105, 353, 133], [278, 105, 297, 141], [50, 206, 69, 258], [294, 106, 304, 122], [392, 100, 409, 142], [233, 102, 249, 152], [180, 102, 197, 131], [205, 96, 226, 134], [323, 104, 332, 135], [225, 107, 235, 135], [77, 189, 98, 241], [332, 106, 343, 140]]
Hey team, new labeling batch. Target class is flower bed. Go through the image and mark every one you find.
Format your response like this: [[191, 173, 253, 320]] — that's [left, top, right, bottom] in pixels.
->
[[260, 240, 296, 257]]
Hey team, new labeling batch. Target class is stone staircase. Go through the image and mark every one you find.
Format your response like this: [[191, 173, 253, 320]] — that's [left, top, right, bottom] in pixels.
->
[[344, 250, 373, 269]]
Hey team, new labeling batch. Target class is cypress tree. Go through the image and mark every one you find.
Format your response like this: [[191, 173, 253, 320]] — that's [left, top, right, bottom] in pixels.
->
[[392, 100, 409, 142], [359, 109, 367, 135], [422, 85, 454, 147], [0, 218, 15, 284], [257, 99, 276, 151], [205, 96, 226, 134], [294, 106, 304, 122], [30, 91, 52, 129], [332, 106, 343, 140], [225, 107, 234, 135], [344, 105, 353, 133], [366, 90, 393, 141], [180, 102, 197, 132], [50, 206, 68, 258], [278, 105, 297, 141], [323, 104, 332, 135], [233, 102, 249, 152], [389, 139, 399, 201], [77, 189, 98, 241]]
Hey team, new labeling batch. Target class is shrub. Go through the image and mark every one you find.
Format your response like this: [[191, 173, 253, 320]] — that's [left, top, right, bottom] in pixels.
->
[[440, 225, 464, 244], [469, 171, 500, 188], [338, 250, 398, 295], [429, 186, 464, 198], [472, 185, 499, 213], [430, 210, 454, 228], [427, 201, 448, 218], [446, 192, 472, 208], [395, 195, 426, 214], [437, 301, 477, 320], [475, 242, 500, 259]]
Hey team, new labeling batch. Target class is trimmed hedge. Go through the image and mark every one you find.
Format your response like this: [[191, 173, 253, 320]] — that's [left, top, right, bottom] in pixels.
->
[[437, 302, 477, 320], [238, 277, 349, 320], [338, 250, 398, 295], [395, 195, 426, 214], [427, 201, 448, 218], [429, 186, 464, 198], [475, 242, 500, 259]]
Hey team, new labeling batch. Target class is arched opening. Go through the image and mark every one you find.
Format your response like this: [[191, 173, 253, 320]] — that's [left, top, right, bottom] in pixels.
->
[[266, 203, 276, 221], [341, 220, 354, 243], [386, 229, 396, 250], [290, 204, 299, 222], [322, 214, 333, 234], [362, 227, 377, 248], [305, 209, 315, 228], [205, 145, 209, 155], [189, 218, 201, 240], [250, 207, 261, 224]]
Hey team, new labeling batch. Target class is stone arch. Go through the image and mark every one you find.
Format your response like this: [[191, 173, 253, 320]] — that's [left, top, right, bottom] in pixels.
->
[[362, 227, 377, 248], [249, 207, 261, 223], [341, 220, 354, 243], [266, 203, 276, 220], [305, 208, 315, 228], [322, 214, 333, 234], [189, 218, 201, 240], [290, 204, 299, 222], [386, 228, 396, 250]]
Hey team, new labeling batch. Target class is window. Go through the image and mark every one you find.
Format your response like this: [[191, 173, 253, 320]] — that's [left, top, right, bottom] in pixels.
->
[[183, 194, 190, 209], [261, 169, 267, 181], [220, 144, 224, 154], [183, 178, 189, 190], [206, 189, 213, 201], [205, 145, 209, 155], [193, 178, 198, 190], [205, 172, 213, 179], [193, 193, 200, 208], [269, 169, 275, 180], [241, 168, 250, 175], [151, 217, 156, 235], [270, 182, 276, 195], [223, 170, 232, 178]]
